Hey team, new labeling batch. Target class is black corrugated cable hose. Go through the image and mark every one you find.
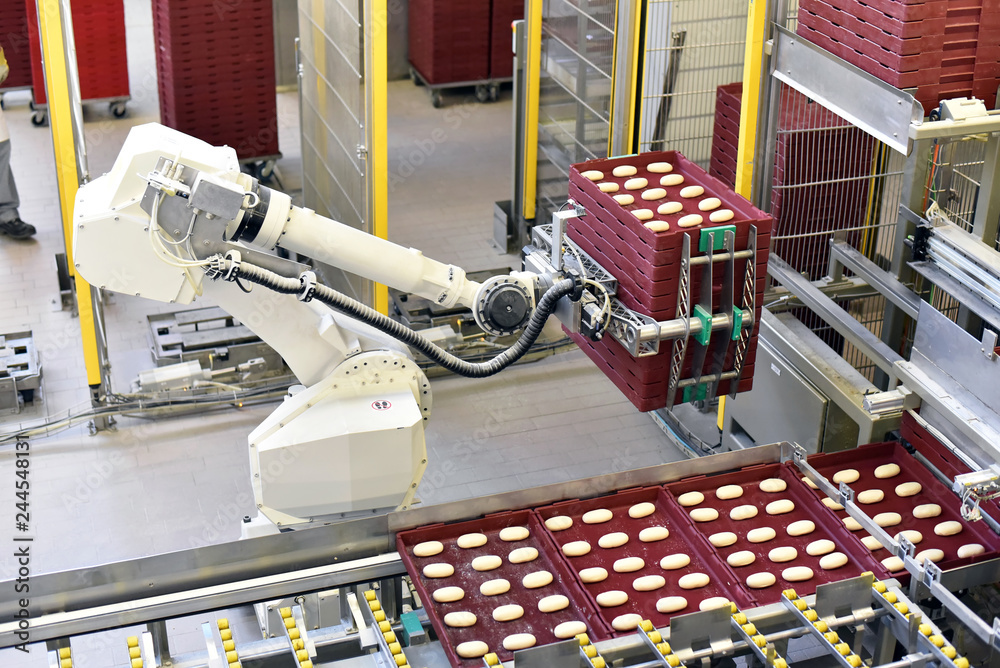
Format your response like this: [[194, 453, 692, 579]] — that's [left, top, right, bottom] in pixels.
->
[[227, 261, 580, 378]]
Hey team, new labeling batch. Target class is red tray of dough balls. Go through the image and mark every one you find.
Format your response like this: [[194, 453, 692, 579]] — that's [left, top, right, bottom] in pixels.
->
[[533, 486, 756, 634], [803, 441, 1000, 578], [568, 150, 771, 254], [396, 510, 609, 667], [664, 463, 889, 604]]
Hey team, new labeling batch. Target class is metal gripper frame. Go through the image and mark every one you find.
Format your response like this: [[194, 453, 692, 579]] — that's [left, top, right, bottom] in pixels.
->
[[527, 208, 758, 410]]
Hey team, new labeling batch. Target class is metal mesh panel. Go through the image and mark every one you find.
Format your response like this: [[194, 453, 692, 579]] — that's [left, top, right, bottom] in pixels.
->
[[297, 0, 371, 303], [534, 0, 751, 221], [535, 0, 616, 220], [768, 82, 906, 281], [924, 138, 988, 235], [764, 81, 907, 377], [639, 0, 748, 165]]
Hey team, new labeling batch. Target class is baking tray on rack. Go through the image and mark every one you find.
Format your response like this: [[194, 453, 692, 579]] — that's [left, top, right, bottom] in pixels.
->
[[396, 510, 608, 667], [804, 441, 1000, 576], [664, 462, 888, 604], [534, 486, 756, 633]]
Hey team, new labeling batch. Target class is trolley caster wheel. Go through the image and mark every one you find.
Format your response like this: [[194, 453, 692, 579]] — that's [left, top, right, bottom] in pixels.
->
[[110, 102, 127, 118], [31, 112, 47, 127], [475, 84, 491, 103], [29, 100, 36, 111], [254, 160, 276, 182], [409, 67, 423, 86], [430, 90, 442, 108], [489, 83, 500, 102]]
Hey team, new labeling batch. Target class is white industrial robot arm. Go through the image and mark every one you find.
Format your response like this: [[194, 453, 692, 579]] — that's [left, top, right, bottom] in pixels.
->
[[72, 124, 585, 527]]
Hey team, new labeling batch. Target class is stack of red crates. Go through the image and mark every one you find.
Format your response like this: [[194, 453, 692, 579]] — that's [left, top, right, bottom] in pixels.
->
[[798, 0, 1000, 114], [0, 2, 33, 90], [710, 83, 742, 188], [24, 0, 129, 106], [409, 0, 492, 84], [152, 0, 278, 161], [565, 151, 773, 411], [711, 82, 875, 280], [489, 0, 524, 79]]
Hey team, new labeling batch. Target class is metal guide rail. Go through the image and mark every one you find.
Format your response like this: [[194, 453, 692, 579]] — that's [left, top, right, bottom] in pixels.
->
[[791, 444, 1000, 660]]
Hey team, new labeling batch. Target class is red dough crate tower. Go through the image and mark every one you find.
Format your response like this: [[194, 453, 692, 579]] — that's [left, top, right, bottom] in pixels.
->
[[152, 0, 279, 162], [797, 0, 1000, 113], [0, 2, 33, 91], [24, 0, 130, 110], [564, 151, 773, 412]]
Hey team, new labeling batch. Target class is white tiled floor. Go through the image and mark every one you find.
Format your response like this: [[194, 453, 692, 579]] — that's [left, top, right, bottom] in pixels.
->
[[0, 2, 676, 664]]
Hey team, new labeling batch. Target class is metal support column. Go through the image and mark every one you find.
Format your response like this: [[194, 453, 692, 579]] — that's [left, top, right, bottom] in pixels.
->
[[510, 19, 529, 247], [608, 0, 643, 157], [147, 619, 172, 666], [521, 0, 542, 223], [365, 0, 389, 315], [35, 0, 113, 427]]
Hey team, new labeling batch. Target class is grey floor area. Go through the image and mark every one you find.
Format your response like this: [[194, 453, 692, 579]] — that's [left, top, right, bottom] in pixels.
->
[[0, 1, 678, 665]]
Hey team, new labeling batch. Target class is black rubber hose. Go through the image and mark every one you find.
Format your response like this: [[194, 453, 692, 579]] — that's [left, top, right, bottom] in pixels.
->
[[228, 262, 578, 378]]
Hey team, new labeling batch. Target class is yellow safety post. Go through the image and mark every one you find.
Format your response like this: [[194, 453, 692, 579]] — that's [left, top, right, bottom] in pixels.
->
[[368, 0, 390, 314], [522, 0, 543, 221], [36, 0, 103, 387], [720, 0, 770, 430], [734, 0, 769, 197]]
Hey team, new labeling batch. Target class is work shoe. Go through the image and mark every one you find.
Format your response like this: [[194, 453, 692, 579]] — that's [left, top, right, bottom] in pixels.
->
[[0, 218, 36, 239]]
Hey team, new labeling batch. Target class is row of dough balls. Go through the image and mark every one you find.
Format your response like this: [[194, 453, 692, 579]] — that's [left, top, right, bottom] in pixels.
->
[[454, 618, 590, 658], [581, 162, 675, 181], [421, 546, 540, 580], [678, 478, 787, 506], [560, 526, 670, 556], [431, 569, 557, 598], [860, 526, 984, 555], [544, 501, 657, 532], [803, 464, 908, 491], [685, 498, 796, 523], [609, 598, 735, 630], [709, 519, 818, 546], [412, 527, 532, 558]]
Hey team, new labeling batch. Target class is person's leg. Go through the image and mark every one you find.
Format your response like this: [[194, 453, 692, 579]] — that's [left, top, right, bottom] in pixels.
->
[[0, 139, 34, 239], [0, 139, 20, 222]]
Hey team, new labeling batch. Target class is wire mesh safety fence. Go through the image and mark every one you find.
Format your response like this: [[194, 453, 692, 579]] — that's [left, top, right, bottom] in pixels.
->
[[535, 0, 616, 221], [924, 137, 989, 236], [762, 80, 908, 380], [638, 0, 748, 166]]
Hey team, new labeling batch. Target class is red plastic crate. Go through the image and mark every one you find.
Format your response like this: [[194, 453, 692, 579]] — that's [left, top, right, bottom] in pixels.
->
[[396, 510, 609, 667], [800, 0, 949, 42], [798, 0, 1000, 112], [152, 0, 278, 161], [490, 0, 523, 79], [0, 1, 34, 90], [565, 150, 770, 410], [24, 0, 130, 106], [409, 0, 491, 84], [804, 442, 1000, 576], [664, 462, 890, 604], [534, 486, 757, 629]]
